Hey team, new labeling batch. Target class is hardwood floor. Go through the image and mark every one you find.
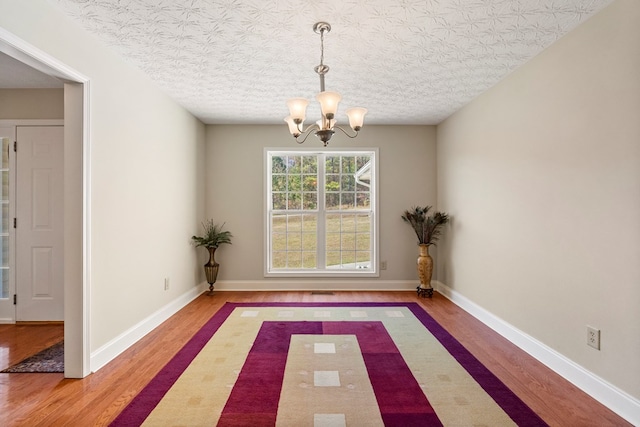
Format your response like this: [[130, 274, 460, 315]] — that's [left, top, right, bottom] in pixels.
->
[[0, 291, 630, 426]]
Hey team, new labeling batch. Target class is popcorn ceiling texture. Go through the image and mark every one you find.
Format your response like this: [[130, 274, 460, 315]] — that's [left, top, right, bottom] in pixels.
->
[[51, 0, 613, 125]]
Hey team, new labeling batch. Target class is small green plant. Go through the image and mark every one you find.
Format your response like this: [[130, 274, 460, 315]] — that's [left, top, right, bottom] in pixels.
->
[[401, 206, 449, 246], [191, 219, 233, 248]]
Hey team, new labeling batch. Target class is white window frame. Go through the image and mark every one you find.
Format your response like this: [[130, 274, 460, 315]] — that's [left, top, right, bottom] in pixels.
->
[[264, 147, 379, 277]]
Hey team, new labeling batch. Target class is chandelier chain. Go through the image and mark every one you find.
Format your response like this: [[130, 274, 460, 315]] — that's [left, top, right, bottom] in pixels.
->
[[319, 29, 325, 69]]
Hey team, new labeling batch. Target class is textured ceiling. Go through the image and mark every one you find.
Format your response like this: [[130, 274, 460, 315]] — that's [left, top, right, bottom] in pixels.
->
[[48, 0, 613, 125]]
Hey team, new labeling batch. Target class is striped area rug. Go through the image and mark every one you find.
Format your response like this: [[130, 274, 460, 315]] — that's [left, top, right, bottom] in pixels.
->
[[110, 303, 547, 426]]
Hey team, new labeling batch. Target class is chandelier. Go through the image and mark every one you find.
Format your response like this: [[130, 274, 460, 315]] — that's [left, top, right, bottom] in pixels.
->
[[284, 22, 367, 146]]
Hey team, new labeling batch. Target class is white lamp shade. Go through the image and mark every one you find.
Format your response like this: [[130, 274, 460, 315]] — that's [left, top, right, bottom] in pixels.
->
[[316, 91, 342, 119], [346, 107, 367, 130], [284, 116, 301, 136], [316, 118, 336, 130], [287, 98, 309, 122]]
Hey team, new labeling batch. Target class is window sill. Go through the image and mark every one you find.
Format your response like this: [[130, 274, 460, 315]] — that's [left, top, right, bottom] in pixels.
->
[[264, 270, 380, 278]]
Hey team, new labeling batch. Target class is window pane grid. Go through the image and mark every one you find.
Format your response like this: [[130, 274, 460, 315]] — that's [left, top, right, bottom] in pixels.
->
[[268, 150, 375, 274], [271, 155, 318, 212], [271, 213, 317, 269], [325, 213, 372, 270], [325, 154, 371, 212]]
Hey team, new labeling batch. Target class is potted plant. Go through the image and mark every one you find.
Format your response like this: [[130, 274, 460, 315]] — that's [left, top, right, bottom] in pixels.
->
[[401, 206, 449, 297], [192, 219, 233, 293]]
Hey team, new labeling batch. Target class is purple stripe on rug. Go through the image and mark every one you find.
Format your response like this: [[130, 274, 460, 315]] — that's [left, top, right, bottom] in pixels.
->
[[406, 304, 548, 427], [218, 322, 323, 425], [110, 303, 237, 427], [322, 321, 440, 424], [219, 321, 441, 427], [323, 321, 399, 353], [110, 302, 548, 427]]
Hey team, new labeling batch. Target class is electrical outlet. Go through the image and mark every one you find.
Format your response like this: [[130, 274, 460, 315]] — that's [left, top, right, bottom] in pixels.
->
[[587, 326, 600, 350], [380, 261, 387, 270], [164, 277, 170, 291]]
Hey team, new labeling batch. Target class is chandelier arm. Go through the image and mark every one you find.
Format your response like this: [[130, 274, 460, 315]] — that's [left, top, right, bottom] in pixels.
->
[[333, 125, 359, 139], [293, 123, 320, 144]]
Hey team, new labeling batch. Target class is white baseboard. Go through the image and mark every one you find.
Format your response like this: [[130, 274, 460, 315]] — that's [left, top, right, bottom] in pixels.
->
[[90, 284, 207, 372], [434, 281, 640, 426], [212, 279, 417, 291]]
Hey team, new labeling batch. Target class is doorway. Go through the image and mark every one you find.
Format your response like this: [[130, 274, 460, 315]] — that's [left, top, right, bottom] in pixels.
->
[[1, 28, 90, 378], [0, 125, 66, 319]]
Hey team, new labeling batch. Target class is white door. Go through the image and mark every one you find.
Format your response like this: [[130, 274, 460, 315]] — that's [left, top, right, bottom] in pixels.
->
[[0, 127, 16, 323], [16, 126, 64, 321]]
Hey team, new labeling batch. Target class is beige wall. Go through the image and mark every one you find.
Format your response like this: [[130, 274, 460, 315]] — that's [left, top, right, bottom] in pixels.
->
[[437, 0, 640, 403], [0, 1, 206, 352], [0, 88, 63, 119], [204, 125, 437, 287]]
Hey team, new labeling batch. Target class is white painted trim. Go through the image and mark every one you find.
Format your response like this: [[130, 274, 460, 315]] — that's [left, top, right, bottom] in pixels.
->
[[1, 27, 92, 378], [81, 80, 92, 378], [0, 27, 90, 83], [263, 148, 380, 278], [434, 281, 640, 426], [90, 284, 207, 372], [210, 280, 417, 292]]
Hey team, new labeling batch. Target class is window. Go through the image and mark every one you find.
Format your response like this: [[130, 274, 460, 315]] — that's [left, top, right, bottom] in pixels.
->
[[266, 149, 377, 276]]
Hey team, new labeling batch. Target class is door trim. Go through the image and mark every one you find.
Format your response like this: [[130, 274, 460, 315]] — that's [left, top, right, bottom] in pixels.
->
[[0, 27, 91, 378]]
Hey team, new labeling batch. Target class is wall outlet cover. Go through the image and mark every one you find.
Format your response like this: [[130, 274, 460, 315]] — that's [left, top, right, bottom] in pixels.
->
[[587, 326, 600, 350]]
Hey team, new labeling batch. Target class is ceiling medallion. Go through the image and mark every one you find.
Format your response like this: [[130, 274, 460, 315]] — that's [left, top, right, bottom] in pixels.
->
[[284, 22, 367, 146]]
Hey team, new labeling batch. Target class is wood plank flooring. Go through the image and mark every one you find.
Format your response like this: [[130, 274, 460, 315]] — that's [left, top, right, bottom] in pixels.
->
[[0, 291, 631, 426]]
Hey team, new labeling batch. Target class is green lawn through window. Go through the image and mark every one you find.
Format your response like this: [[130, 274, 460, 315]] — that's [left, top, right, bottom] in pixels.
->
[[271, 213, 371, 269]]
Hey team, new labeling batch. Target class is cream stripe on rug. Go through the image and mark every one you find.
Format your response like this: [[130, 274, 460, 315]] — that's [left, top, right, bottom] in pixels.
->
[[278, 334, 384, 426]]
